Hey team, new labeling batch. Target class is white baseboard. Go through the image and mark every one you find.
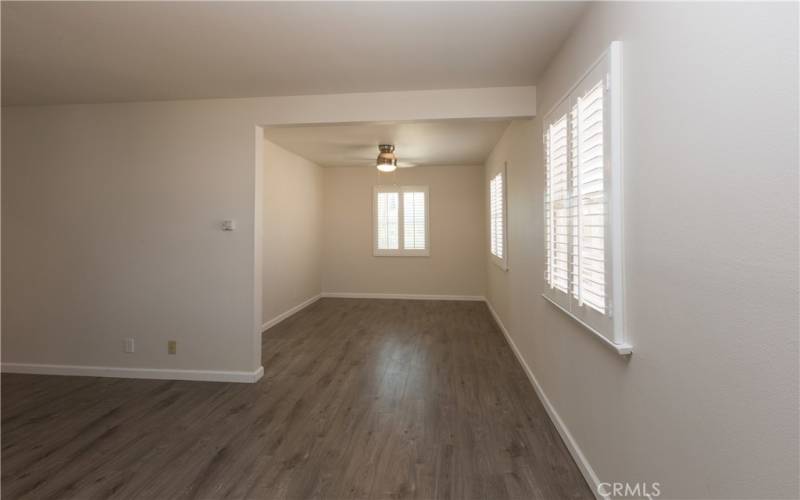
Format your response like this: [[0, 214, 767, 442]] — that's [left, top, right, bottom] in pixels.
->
[[262, 294, 322, 332], [1, 363, 264, 384], [321, 292, 485, 301], [484, 300, 605, 500]]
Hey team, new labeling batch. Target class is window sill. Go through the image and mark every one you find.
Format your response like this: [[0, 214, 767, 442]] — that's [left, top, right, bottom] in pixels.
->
[[491, 256, 508, 272], [541, 294, 632, 355], [373, 251, 430, 257]]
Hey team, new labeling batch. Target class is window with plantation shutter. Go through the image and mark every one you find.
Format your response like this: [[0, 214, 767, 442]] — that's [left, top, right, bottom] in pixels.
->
[[403, 191, 426, 250], [376, 191, 399, 250], [542, 42, 631, 355], [374, 185, 429, 256], [489, 167, 508, 270]]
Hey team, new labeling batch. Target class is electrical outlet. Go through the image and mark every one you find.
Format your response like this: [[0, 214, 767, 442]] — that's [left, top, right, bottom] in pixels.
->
[[123, 338, 135, 353], [168, 340, 177, 355]]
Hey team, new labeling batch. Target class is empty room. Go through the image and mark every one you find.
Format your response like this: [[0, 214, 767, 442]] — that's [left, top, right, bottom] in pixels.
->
[[2, 2, 798, 499]]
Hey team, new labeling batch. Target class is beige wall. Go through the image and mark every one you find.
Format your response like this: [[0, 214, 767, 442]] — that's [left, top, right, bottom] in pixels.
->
[[262, 140, 323, 325], [486, 2, 799, 498], [322, 165, 486, 297], [1, 105, 260, 374]]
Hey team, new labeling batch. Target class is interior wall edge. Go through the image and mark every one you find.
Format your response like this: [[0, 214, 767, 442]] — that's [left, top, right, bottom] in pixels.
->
[[253, 126, 265, 371]]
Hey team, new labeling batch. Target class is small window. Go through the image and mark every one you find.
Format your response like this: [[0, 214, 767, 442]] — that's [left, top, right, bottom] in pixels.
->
[[489, 166, 508, 270], [543, 41, 630, 354], [374, 185, 429, 256]]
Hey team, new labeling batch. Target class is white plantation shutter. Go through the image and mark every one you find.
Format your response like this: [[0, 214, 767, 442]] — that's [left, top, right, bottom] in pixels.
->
[[403, 191, 426, 250], [544, 133, 551, 286], [376, 192, 399, 250], [546, 114, 570, 294], [542, 42, 628, 353], [374, 186, 429, 256], [574, 80, 606, 314], [489, 172, 505, 260]]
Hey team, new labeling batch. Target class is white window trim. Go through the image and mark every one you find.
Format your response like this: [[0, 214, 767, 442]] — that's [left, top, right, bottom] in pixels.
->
[[489, 163, 509, 271], [542, 41, 630, 356], [373, 185, 430, 257]]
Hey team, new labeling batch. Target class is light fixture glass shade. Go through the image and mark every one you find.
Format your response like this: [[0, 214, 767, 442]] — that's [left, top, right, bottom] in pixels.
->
[[376, 159, 396, 172]]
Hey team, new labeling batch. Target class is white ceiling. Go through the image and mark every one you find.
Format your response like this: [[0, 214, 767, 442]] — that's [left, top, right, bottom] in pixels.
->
[[263, 120, 511, 168], [2, 2, 586, 106]]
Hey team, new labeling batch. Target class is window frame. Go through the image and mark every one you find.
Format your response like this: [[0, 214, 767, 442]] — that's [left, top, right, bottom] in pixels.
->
[[489, 164, 509, 271], [542, 41, 630, 355], [373, 185, 430, 257]]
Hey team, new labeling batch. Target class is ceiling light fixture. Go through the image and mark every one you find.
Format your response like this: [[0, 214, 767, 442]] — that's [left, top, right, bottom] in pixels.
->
[[376, 144, 397, 172]]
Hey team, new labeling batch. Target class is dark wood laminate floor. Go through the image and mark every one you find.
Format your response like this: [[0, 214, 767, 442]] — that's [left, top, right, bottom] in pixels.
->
[[2, 299, 592, 500]]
